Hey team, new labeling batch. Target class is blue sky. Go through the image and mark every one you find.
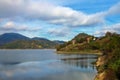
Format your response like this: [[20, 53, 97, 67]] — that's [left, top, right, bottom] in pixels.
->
[[0, 0, 120, 41]]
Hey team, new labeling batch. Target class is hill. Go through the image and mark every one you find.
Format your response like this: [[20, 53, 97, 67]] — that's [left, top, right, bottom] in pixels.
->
[[94, 32, 120, 80], [53, 40, 65, 44], [0, 33, 29, 45], [0, 33, 65, 49], [56, 33, 99, 53], [31, 37, 59, 48], [56, 32, 120, 54]]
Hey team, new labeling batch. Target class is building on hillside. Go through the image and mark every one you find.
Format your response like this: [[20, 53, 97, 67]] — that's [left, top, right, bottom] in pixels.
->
[[72, 40, 76, 45], [86, 37, 92, 43]]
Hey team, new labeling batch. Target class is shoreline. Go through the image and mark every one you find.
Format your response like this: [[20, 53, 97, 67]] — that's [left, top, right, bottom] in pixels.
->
[[56, 51, 102, 55], [0, 49, 56, 50]]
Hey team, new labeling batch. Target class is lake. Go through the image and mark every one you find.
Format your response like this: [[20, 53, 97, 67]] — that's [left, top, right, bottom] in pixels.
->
[[0, 49, 97, 80]]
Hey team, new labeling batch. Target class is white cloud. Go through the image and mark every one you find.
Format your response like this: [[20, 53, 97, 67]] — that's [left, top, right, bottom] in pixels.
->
[[94, 23, 120, 36], [0, 21, 41, 32], [3, 21, 15, 29], [107, 2, 120, 15], [0, 0, 119, 32], [0, 0, 111, 27], [48, 27, 70, 37]]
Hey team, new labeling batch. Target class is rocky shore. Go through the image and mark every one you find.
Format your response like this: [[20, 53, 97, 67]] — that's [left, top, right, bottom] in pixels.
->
[[94, 54, 118, 80], [94, 52, 120, 80]]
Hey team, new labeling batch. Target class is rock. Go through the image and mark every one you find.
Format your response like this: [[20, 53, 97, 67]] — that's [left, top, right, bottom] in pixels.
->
[[94, 69, 117, 80]]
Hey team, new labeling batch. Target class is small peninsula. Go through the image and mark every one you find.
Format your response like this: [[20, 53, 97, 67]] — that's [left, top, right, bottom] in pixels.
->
[[56, 33, 101, 54]]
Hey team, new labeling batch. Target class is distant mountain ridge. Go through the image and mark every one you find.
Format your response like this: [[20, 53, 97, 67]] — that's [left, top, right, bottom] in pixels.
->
[[0, 33, 65, 49], [53, 40, 65, 44], [0, 33, 29, 45]]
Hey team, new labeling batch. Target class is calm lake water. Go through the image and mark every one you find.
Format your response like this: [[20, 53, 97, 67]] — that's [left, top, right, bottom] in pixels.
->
[[0, 49, 97, 80]]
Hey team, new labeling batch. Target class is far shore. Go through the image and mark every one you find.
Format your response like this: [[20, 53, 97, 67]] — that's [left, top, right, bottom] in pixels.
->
[[0, 49, 56, 50], [56, 51, 102, 55]]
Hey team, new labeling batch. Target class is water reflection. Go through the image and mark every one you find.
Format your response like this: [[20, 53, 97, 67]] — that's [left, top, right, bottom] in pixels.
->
[[0, 60, 96, 80], [0, 49, 97, 80], [59, 54, 97, 71]]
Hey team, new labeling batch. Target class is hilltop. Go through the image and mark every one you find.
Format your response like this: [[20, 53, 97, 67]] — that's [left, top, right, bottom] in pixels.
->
[[0, 33, 29, 46]]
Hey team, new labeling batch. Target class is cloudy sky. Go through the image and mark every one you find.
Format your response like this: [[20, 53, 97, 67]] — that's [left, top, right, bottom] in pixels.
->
[[0, 0, 120, 41]]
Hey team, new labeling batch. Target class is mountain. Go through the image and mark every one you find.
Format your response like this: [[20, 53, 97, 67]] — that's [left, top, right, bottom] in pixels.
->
[[53, 40, 65, 44], [32, 37, 50, 41], [31, 37, 58, 48], [0, 40, 42, 49], [0, 33, 63, 49], [0, 33, 29, 45], [32, 38, 65, 44]]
